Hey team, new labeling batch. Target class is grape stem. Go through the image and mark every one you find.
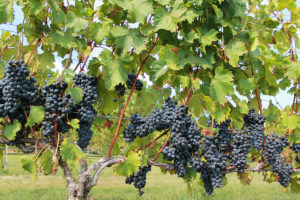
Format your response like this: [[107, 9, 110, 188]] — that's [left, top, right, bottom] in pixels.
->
[[108, 36, 159, 158], [26, 37, 42, 65], [153, 133, 170, 161], [137, 128, 170, 152]]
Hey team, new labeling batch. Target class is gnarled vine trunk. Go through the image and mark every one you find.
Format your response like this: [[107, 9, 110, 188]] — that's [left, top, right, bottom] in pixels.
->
[[59, 157, 124, 200]]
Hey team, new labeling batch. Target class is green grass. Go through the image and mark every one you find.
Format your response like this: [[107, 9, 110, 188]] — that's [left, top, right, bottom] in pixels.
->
[[0, 155, 299, 200]]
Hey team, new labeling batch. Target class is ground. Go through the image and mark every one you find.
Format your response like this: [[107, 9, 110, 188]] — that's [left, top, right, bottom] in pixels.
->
[[0, 155, 298, 200]]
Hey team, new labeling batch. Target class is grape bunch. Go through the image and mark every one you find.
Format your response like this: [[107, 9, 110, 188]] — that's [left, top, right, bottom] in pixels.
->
[[229, 130, 251, 172], [125, 165, 151, 196], [189, 119, 231, 194], [41, 81, 71, 142], [0, 60, 38, 143], [126, 73, 143, 91], [162, 102, 202, 177], [72, 74, 98, 149], [244, 109, 266, 150], [115, 83, 126, 96], [124, 98, 202, 177], [262, 135, 292, 187]]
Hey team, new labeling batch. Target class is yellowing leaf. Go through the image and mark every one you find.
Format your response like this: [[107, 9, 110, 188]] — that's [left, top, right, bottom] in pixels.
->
[[114, 152, 141, 176]]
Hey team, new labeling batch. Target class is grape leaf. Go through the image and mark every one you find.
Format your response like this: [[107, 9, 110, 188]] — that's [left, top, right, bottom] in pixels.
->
[[100, 49, 128, 90], [111, 27, 147, 55], [114, 151, 141, 176], [92, 19, 112, 44], [225, 39, 247, 67], [70, 87, 83, 105], [48, 0, 65, 24], [109, 0, 153, 23], [5, 120, 21, 140], [0, 0, 13, 23], [41, 149, 53, 175], [154, 7, 180, 32], [286, 61, 299, 80], [21, 157, 36, 174], [210, 67, 234, 104], [66, 11, 88, 33], [26, 106, 45, 128], [67, 119, 80, 129], [60, 138, 85, 162], [28, 0, 43, 15]]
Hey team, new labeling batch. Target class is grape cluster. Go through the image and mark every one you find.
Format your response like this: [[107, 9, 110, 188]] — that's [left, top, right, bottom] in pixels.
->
[[124, 98, 202, 177], [189, 119, 231, 194], [0, 60, 98, 149], [162, 101, 202, 177], [123, 107, 168, 142], [125, 165, 151, 196], [229, 130, 251, 172], [244, 109, 266, 150], [0, 60, 38, 142], [41, 81, 69, 142], [72, 74, 97, 149], [262, 135, 292, 187], [115, 83, 125, 96], [126, 73, 143, 91]]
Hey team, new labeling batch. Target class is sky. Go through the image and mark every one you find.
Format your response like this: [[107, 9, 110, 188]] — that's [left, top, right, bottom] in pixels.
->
[[0, 0, 298, 110]]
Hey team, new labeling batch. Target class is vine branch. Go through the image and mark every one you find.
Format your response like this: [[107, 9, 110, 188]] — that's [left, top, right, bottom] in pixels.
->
[[108, 36, 159, 158]]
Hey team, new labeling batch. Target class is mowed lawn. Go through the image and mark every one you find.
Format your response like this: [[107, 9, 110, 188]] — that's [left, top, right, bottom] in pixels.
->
[[0, 155, 299, 200]]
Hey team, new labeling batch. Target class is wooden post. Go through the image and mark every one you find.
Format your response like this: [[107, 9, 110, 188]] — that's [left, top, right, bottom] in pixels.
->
[[5, 145, 7, 171]]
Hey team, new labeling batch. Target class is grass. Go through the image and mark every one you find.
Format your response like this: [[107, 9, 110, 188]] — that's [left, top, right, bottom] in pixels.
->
[[0, 155, 299, 200]]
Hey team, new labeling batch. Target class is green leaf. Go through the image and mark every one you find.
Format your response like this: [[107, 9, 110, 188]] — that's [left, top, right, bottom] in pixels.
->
[[210, 67, 234, 104], [179, 75, 190, 89], [0, 0, 13, 23], [26, 106, 45, 128], [50, 30, 82, 49], [114, 152, 141, 176], [198, 28, 218, 53], [109, 0, 153, 23], [154, 7, 178, 32], [282, 112, 299, 131], [111, 27, 147, 55], [63, 69, 76, 83], [60, 138, 85, 162], [238, 78, 256, 91], [21, 157, 36, 174], [41, 149, 53, 175], [212, 104, 230, 123], [159, 0, 171, 5], [156, 45, 180, 70], [5, 120, 21, 140], [28, 0, 43, 15], [67, 119, 80, 129], [225, 39, 247, 67], [92, 19, 112, 44], [286, 61, 299, 80], [48, 0, 65, 24], [70, 87, 83, 105], [265, 66, 277, 87], [239, 100, 249, 114], [100, 49, 128, 90], [66, 11, 88, 33]]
